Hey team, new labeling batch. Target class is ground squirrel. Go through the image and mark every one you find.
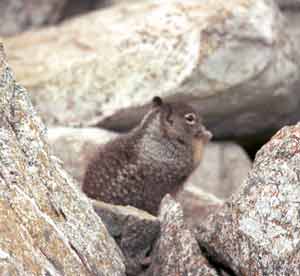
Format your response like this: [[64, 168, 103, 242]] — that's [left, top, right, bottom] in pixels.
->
[[82, 96, 212, 215]]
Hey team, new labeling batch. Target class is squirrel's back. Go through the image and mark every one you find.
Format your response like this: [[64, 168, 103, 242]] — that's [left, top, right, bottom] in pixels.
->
[[82, 97, 212, 215]]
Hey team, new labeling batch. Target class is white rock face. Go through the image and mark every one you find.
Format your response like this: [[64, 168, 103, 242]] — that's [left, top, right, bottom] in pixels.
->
[[3, 0, 299, 141]]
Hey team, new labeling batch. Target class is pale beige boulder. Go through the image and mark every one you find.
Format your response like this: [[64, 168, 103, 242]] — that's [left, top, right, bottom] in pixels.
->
[[3, 0, 299, 143]]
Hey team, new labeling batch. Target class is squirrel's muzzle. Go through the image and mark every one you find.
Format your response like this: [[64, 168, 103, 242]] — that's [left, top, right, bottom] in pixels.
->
[[195, 125, 212, 143]]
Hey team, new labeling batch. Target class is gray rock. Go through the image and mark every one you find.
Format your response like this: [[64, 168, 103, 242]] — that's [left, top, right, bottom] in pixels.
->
[[3, 0, 300, 144], [275, 0, 300, 9], [0, 44, 125, 275], [176, 188, 223, 228], [145, 195, 218, 276], [0, 0, 67, 36], [284, 10, 300, 62], [92, 199, 160, 276], [188, 142, 251, 200], [196, 123, 300, 275]]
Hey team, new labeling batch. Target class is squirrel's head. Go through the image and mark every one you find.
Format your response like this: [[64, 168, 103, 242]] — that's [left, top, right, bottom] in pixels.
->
[[151, 96, 212, 145]]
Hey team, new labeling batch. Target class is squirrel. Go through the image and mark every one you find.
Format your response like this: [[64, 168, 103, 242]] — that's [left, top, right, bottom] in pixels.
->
[[82, 96, 212, 215]]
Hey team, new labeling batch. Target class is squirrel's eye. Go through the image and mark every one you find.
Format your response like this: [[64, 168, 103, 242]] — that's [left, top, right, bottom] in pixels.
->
[[185, 113, 196, 125]]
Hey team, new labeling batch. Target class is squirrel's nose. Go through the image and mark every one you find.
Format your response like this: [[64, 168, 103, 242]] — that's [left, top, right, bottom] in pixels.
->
[[199, 125, 213, 142]]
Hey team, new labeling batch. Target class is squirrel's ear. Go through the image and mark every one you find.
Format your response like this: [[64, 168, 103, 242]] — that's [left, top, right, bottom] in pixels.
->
[[152, 96, 163, 107]]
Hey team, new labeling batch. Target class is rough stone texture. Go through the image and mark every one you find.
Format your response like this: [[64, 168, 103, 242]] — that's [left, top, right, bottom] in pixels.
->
[[196, 123, 300, 275], [189, 142, 251, 199], [177, 188, 223, 227], [145, 195, 218, 276], [0, 44, 125, 275], [0, 0, 67, 37], [92, 199, 160, 276], [47, 127, 117, 184], [3, 0, 300, 143]]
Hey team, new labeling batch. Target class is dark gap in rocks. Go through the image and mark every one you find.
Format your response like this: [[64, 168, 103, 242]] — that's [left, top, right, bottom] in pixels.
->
[[92, 0, 115, 9], [114, 234, 122, 246], [280, 6, 300, 12], [59, 0, 123, 23], [236, 130, 276, 160], [199, 244, 237, 276], [59, 0, 95, 22], [69, 242, 91, 274], [140, 244, 154, 269]]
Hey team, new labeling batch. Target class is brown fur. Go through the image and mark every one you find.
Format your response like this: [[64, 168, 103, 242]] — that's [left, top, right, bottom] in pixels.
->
[[82, 97, 212, 215]]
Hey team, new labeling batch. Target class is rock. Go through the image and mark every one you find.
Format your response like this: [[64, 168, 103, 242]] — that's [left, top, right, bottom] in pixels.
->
[[3, 0, 300, 145], [0, 0, 67, 37], [177, 188, 223, 227], [94, 0, 151, 9], [284, 10, 300, 62], [59, 0, 96, 21], [47, 127, 117, 185], [92, 199, 160, 276], [189, 142, 252, 199], [196, 123, 300, 275], [145, 195, 218, 276], [275, 0, 300, 9], [0, 44, 125, 275]]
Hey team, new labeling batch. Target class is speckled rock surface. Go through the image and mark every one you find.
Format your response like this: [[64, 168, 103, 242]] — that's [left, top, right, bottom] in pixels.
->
[[145, 195, 218, 276], [177, 188, 223, 227], [92, 199, 160, 276], [3, 0, 300, 143], [196, 123, 300, 275], [0, 44, 125, 275]]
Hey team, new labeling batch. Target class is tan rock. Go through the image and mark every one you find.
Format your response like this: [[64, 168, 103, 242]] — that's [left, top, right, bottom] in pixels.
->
[[0, 44, 125, 275], [3, 0, 299, 144], [145, 195, 219, 276], [176, 188, 223, 227]]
